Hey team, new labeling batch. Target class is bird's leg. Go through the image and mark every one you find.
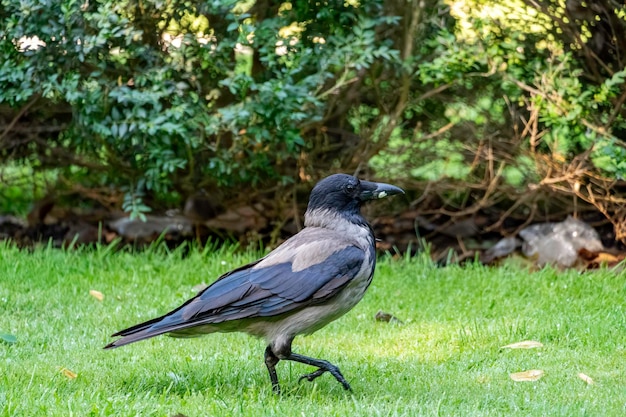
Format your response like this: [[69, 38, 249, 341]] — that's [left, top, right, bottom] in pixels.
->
[[287, 353, 352, 391], [264, 345, 281, 394]]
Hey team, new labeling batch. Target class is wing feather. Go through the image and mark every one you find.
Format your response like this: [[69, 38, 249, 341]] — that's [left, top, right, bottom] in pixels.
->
[[106, 232, 366, 347]]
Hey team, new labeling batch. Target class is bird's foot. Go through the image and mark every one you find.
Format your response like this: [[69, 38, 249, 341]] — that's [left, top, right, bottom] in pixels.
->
[[287, 352, 352, 391], [298, 368, 326, 383], [271, 381, 281, 395], [298, 366, 351, 391]]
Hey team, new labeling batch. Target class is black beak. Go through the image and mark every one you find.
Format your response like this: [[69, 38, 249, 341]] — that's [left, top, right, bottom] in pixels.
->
[[359, 180, 404, 202]]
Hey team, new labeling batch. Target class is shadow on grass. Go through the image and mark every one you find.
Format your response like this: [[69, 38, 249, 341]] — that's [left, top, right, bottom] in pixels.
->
[[111, 353, 434, 401]]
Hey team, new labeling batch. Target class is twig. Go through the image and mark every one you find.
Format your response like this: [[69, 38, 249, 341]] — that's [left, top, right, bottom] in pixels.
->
[[0, 94, 41, 142], [605, 87, 626, 129]]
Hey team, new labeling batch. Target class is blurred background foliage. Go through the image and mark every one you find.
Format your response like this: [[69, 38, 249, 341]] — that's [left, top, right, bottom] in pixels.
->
[[1, 0, 626, 238]]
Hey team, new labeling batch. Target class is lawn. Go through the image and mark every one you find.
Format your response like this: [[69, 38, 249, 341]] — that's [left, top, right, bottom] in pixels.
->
[[1, 242, 625, 416]]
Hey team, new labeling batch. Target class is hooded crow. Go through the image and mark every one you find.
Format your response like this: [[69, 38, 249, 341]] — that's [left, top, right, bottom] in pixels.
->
[[105, 174, 404, 393]]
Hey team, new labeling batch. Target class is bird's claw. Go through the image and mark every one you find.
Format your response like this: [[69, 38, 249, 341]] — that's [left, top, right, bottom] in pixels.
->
[[298, 367, 352, 391], [338, 379, 352, 391], [298, 368, 326, 383]]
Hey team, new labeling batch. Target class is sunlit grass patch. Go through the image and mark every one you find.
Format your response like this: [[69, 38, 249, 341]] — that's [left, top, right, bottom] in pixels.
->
[[1, 244, 625, 416]]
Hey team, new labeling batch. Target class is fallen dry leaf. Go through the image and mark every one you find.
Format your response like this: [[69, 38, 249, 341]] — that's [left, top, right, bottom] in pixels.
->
[[579, 248, 626, 269], [578, 372, 594, 385], [578, 247, 599, 261], [89, 290, 104, 301], [510, 369, 544, 382], [60, 367, 77, 379], [103, 230, 118, 243], [375, 310, 404, 324], [501, 340, 543, 349], [591, 252, 622, 264]]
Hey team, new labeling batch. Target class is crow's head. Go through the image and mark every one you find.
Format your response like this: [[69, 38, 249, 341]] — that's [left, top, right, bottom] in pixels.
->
[[306, 174, 404, 217]]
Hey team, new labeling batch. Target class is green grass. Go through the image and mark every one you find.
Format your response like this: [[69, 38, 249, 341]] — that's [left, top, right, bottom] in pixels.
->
[[1, 243, 626, 416]]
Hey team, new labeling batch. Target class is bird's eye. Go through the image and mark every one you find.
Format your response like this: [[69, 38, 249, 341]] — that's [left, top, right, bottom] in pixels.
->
[[345, 183, 356, 193]]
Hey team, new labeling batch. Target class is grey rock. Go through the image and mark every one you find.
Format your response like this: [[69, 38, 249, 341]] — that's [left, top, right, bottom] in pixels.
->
[[108, 215, 193, 240], [519, 216, 603, 267]]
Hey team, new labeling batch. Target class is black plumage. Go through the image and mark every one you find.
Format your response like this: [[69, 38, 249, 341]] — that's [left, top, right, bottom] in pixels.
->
[[105, 174, 403, 393]]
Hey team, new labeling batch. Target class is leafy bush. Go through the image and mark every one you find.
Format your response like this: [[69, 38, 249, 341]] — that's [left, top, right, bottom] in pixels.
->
[[2, 0, 626, 238], [0, 0, 403, 217], [367, 0, 626, 236]]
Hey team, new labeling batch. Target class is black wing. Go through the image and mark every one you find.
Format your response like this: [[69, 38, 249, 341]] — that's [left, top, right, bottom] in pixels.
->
[[105, 243, 364, 348]]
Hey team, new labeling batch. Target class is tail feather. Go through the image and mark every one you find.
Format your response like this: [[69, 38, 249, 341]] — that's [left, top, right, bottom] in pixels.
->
[[111, 315, 164, 337], [104, 315, 172, 349], [104, 328, 167, 349], [104, 312, 220, 349]]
